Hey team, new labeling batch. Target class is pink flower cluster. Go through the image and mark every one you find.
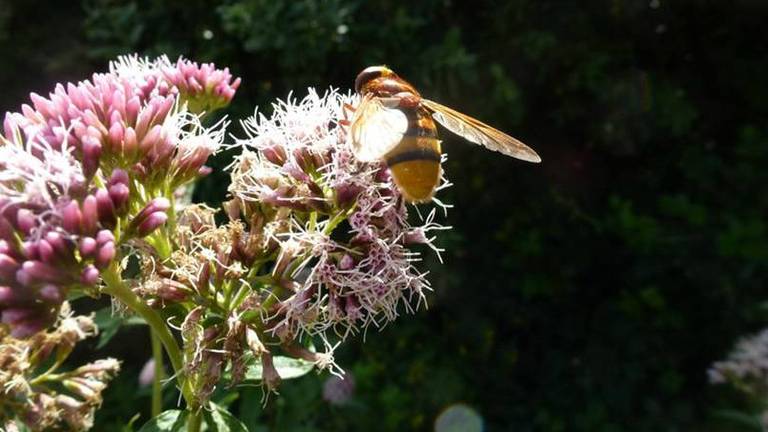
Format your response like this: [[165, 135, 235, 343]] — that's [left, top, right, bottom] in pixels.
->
[[0, 56, 238, 338], [229, 89, 449, 344]]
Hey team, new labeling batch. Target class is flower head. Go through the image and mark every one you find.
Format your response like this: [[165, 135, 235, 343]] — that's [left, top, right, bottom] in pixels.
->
[[0, 55, 238, 337], [0, 305, 120, 431]]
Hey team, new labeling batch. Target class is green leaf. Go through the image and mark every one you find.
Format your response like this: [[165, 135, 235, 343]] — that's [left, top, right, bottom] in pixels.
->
[[204, 402, 249, 432], [137, 410, 187, 432], [93, 307, 146, 349], [243, 355, 315, 381]]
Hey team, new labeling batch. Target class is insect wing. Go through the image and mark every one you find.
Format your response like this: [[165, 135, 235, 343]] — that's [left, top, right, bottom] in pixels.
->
[[348, 94, 408, 162], [422, 99, 541, 163]]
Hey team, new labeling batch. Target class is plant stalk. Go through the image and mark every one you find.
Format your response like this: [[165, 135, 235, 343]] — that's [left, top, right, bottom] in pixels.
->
[[150, 330, 165, 417], [101, 265, 195, 410]]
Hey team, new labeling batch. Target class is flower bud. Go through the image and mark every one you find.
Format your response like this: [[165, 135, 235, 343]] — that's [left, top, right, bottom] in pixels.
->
[[73, 358, 121, 380], [17, 260, 67, 285], [38, 284, 62, 302], [0, 253, 20, 280], [95, 241, 115, 270], [263, 144, 287, 166], [96, 229, 115, 245], [79, 237, 97, 257], [130, 198, 171, 234], [261, 352, 282, 392], [335, 183, 363, 208], [16, 208, 37, 235], [37, 239, 56, 264], [136, 211, 168, 236], [108, 168, 130, 187], [95, 189, 116, 227], [63, 377, 105, 401], [82, 136, 102, 179], [81, 195, 99, 234], [0, 285, 14, 303], [81, 265, 100, 285], [61, 200, 83, 233], [108, 183, 130, 213]]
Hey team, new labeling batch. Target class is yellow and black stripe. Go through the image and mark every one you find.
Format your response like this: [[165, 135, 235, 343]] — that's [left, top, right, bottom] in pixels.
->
[[384, 106, 442, 203]]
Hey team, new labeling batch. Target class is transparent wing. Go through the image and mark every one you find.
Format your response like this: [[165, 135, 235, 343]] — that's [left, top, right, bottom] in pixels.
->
[[348, 94, 408, 162], [422, 99, 541, 163]]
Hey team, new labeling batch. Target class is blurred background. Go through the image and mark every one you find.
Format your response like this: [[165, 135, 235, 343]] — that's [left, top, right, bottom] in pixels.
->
[[1, 0, 767, 430]]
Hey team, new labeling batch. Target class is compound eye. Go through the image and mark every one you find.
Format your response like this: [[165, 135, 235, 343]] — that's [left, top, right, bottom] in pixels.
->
[[355, 66, 389, 93]]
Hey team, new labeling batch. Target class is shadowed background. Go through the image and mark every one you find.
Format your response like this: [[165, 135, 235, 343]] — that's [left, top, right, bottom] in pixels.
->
[[1, 0, 766, 430]]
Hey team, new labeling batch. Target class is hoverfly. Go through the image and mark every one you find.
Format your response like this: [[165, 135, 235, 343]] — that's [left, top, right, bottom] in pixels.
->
[[345, 65, 541, 203]]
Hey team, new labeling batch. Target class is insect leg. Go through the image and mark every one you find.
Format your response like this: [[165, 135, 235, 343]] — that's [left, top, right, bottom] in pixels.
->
[[339, 102, 356, 127]]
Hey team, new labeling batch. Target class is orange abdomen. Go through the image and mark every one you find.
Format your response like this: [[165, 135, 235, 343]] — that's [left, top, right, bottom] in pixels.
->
[[385, 108, 442, 203]]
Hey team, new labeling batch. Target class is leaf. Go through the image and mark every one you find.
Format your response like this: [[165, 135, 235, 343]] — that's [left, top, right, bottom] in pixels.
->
[[137, 410, 187, 432], [243, 355, 315, 381], [93, 307, 146, 348], [204, 402, 249, 432]]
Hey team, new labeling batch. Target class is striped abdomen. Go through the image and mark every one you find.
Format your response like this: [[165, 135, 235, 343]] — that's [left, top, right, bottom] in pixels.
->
[[384, 106, 442, 203]]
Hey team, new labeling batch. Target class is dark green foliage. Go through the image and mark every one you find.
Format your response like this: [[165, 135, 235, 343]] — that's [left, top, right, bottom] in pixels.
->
[[1, 0, 767, 430]]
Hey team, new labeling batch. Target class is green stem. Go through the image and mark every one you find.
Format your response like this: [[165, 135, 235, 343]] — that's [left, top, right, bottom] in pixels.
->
[[100, 265, 195, 408], [187, 409, 203, 432], [150, 330, 165, 417]]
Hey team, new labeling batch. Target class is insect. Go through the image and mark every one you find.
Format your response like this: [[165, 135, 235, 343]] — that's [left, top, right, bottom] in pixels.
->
[[345, 65, 541, 203]]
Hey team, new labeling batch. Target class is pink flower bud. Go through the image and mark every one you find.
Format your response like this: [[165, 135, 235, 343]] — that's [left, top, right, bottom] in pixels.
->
[[108, 122, 125, 151], [124, 126, 138, 158], [0, 285, 14, 303], [44, 231, 72, 260], [335, 183, 363, 208], [108, 183, 130, 212], [61, 200, 83, 233], [95, 189, 116, 227], [16, 209, 37, 235], [139, 124, 163, 154], [109, 168, 130, 186], [129, 198, 171, 235], [38, 284, 62, 302], [95, 241, 115, 270], [0, 253, 20, 280], [137, 211, 168, 237], [2, 308, 46, 338], [81, 195, 99, 234], [81, 264, 100, 285], [82, 136, 102, 178], [21, 241, 38, 260], [79, 237, 97, 257], [96, 229, 115, 245], [263, 145, 287, 166], [0, 216, 13, 241], [37, 239, 56, 264], [18, 260, 67, 285]]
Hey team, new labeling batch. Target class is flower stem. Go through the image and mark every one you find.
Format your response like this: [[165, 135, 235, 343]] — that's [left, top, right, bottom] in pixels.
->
[[100, 264, 195, 409], [150, 330, 165, 417], [187, 409, 203, 432]]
